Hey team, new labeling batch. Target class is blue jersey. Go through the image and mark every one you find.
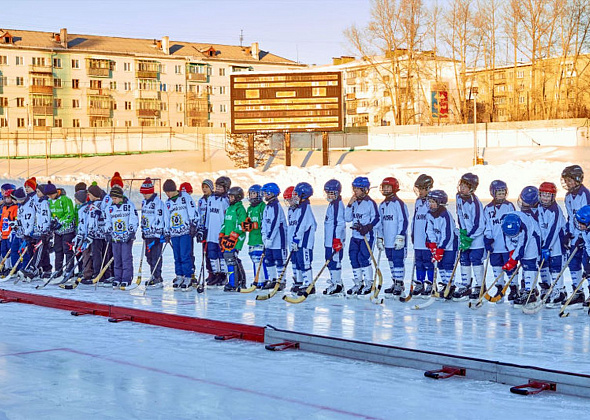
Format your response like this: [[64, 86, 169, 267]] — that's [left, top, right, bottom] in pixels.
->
[[166, 192, 198, 238], [141, 194, 170, 239], [261, 198, 287, 249], [505, 211, 541, 261], [565, 185, 590, 238], [426, 208, 456, 251], [412, 197, 430, 250], [105, 197, 139, 243], [483, 200, 516, 253], [292, 200, 317, 249], [456, 193, 485, 249], [375, 196, 409, 248], [345, 196, 380, 240], [324, 198, 346, 248], [206, 194, 229, 243], [538, 202, 566, 257]]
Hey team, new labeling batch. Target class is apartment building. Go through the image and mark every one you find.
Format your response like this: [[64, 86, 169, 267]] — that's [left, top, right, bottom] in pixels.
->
[[0, 28, 305, 130]]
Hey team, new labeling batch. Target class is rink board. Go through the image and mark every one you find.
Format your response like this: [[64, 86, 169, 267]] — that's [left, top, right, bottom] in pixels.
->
[[264, 326, 590, 399]]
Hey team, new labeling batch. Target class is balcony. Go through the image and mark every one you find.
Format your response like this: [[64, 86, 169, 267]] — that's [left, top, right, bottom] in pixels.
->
[[136, 70, 158, 79], [187, 109, 208, 119], [137, 109, 161, 118], [346, 78, 357, 85], [32, 106, 53, 115], [347, 108, 357, 115], [88, 108, 111, 117], [88, 67, 111, 77], [346, 93, 356, 100], [87, 88, 111, 96], [29, 64, 52, 73], [30, 85, 53, 94], [187, 73, 207, 82]]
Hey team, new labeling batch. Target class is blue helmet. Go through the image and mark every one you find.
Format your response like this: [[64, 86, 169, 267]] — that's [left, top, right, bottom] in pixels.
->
[[518, 186, 539, 210], [489, 180, 508, 198], [459, 173, 479, 192], [502, 213, 522, 237], [427, 189, 448, 206], [352, 176, 370, 191], [294, 182, 313, 200], [248, 184, 263, 205], [261, 182, 280, 198], [1, 183, 16, 191], [575, 205, 590, 227], [324, 179, 342, 194]]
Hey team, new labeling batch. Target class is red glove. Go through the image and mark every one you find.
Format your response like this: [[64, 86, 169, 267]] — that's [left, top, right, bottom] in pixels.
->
[[502, 257, 517, 272], [426, 242, 437, 254], [224, 231, 240, 251], [219, 233, 228, 250], [332, 238, 343, 252], [432, 248, 444, 262]]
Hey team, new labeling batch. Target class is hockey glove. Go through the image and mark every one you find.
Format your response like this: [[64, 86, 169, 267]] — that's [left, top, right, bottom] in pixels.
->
[[224, 232, 240, 251], [459, 229, 473, 251], [561, 232, 573, 251], [484, 237, 494, 253], [291, 238, 300, 252], [332, 238, 343, 252], [196, 227, 207, 243], [393, 235, 405, 250], [129, 231, 136, 242], [502, 257, 518, 272], [189, 224, 198, 238], [263, 238, 272, 249], [104, 233, 112, 242], [575, 236, 585, 250], [426, 242, 437, 254], [241, 217, 258, 232], [357, 224, 373, 236], [376, 237, 385, 251], [432, 248, 445, 263], [541, 248, 551, 263]]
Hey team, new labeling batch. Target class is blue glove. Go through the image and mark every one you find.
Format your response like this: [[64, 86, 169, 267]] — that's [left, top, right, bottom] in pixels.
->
[[541, 248, 550, 262], [484, 237, 494, 253]]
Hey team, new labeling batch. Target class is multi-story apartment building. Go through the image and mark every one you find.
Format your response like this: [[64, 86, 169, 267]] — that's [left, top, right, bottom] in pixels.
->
[[0, 28, 304, 130]]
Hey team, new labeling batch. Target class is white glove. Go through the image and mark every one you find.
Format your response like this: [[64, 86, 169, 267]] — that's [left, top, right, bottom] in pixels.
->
[[393, 235, 405, 250], [291, 239, 300, 252], [376, 237, 385, 251], [263, 238, 272, 249]]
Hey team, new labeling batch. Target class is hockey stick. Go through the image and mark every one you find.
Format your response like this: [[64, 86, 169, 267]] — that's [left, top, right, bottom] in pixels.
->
[[283, 250, 336, 304], [37, 245, 83, 289], [443, 251, 461, 298], [61, 241, 111, 290], [196, 241, 206, 293], [484, 264, 521, 303], [469, 270, 505, 309], [139, 242, 168, 295], [477, 251, 491, 301], [559, 275, 588, 318], [1, 245, 28, 281], [399, 260, 416, 303], [120, 239, 147, 291], [0, 249, 11, 272], [239, 249, 265, 293], [362, 235, 383, 304], [412, 262, 438, 310], [524, 248, 579, 314], [521, 258, 545, 311], [14, 241, 43, 285], [256, 250, 293, 301], [94, 241, 111, 289]]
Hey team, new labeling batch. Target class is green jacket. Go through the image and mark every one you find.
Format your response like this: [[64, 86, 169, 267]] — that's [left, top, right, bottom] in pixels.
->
[[220, 201, 247, 251], [49, 193, 77, 235], [246, 201, 265, 246]]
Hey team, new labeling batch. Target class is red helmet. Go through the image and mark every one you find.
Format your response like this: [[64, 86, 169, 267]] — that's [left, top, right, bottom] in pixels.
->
[[3, 189, 14, 198], [380, 177, 400, 194], [283, 186, 294, 199], [539, 182, 557, 194], [179, 182, 193, 194]]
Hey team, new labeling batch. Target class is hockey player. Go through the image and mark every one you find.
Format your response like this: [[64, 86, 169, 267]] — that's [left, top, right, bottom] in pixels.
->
[[241, 184, 268, 288], [104, 186, 139, 289], [140, 177, 170, 288], [375, 177, 409, 297], [501, 207, 542, 307], [537, 182, 567, 306], [561, 165, 590, 305], [411, 174, 435, 297], [284, 186, 300, 291], [73, 189, 93, 282], [454, 173, 486, 301], [573, 206, 590, 293], [197, 179, 214, 284], [0, 188, 18, 275], [322, 179, 346, 295], [163, 179, 198, 290], [11, 188, 30, 272], [483, 180, 517, 301], [46, 182, 77, 277], [219, 186, 247, 291], [261, 182, 288, 290], [85, 184, 110, 285], [425, 190, 457, 297], [291, 182, 317, 296], [23, 183, 52, 279], [345, 176, 380, 296], [205, 176, 231, 286], [180, 182, 197, 283]]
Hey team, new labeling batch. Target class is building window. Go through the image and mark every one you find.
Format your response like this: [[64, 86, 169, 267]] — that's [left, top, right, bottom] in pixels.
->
[[124, 62, 131, 72], [53, 58, 62, 68], [125, 120, 132, 127], [207, 67, 212, 76], [0, 118, 7, 127], [17, 118, 25, 128], [0, 77, 6, 86], [219, 68, 225, 76], [71, 59, 80, 69], [124, 82, 132, 91], [72, 79, 79, 89], [0, 55, 6, 65], [54, 118, 63, 128], [72, 119, 80, 128], [220, 122, 227, 128], [176, 103, 184, 112], [90, 80, 102, 89], [517, 70, 524, 79], [219, 86, 226, 94], [15, 56, 23, 66], [16, 98, 25, 107], [110, 81, 117, 90], [175, 84, 183, 92], [160, 83, 167, 92], [0, 97, 7, 107], [175, 65, 183, 74], [207, 122, 214, 127], [16, 77, 24, 86], [54, 78, 62, 88], [176, 121, 184, 127], [32, 57, 46, 66], [124, 101, 132, 110], [220, 104, 227, 113], [72, 99, 80, 108], [54, 98, 62, 108]]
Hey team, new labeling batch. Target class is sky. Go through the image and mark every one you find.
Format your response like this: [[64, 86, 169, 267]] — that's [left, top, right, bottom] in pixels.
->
[[2, 0, 373, 66]]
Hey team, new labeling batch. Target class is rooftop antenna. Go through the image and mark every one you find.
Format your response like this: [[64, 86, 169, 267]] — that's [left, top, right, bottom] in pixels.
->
[[240, 29, 244, 47]]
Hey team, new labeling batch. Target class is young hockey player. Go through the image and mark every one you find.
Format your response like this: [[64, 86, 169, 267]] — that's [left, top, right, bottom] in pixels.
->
[[411, 174, 435, 297], [22, 183, 52, 279], [197, 179, 214, 283], [284, 186, 300, 291], [561, 165, 590, 305], [537, 182, 567, 306], [163, 179, 198, 290], [219, 186, 247, 291], [375, 177, 409, 297], [501, 206, 542, 307], [425, 190, 457, 297], [454, 173, 486, 301], [46, 182, 77, 277], [322, 179, 346, 295], [85, 184, 111, 286], [105, 186, 139, 289], [11, 188, 29, 272], [241, 184, 268, 288], [205, 176, 230, 286], [140, 177, 170, 288], [345, 176, 380, 296], [483, 180, 517, 301], [73, 189, 93, 282], [261, 182, 288, 290], [180, 182, 197, 283], [572, 206, 590, 295], [291, 182, 317, 295], [1, 188, 18, 275]]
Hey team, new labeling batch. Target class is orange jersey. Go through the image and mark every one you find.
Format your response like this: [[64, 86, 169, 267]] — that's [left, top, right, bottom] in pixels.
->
[[1, 204, 18, 240]]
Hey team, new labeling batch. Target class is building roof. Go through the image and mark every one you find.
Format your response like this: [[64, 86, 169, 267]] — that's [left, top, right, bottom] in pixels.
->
[[0, 28, 304, 66]]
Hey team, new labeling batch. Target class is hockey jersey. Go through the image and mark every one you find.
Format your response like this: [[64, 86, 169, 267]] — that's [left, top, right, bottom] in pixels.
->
[[76, 201, 92, 239], [1, 203, 18, 240], [323, 198, 346, 248], [33, 196, 51, 237], [426, 207, 457, 251], [105, 197, 139, 243], [261, 197, 287, 249], [15, 195, 36, 239], [141, 194, 170, 239], [166, 192, 198, 238], [345, 196, 380, 240], [287, 205, 301, 245], [197, 194, 210, 229], [505, 211, 541, 261], [538, 202, 566, 257], [456, 193, 485, 249], [206, 194, 229, 243], [292, 200, 317, 249], [220, 201, 247, 251], [412, 197, 430, 250], [565, 185, 590, 238], [246, 201, 265, 246], [48, 194, 76, 235], [483, 200, 516, 253], [375, 196, 409, 248]]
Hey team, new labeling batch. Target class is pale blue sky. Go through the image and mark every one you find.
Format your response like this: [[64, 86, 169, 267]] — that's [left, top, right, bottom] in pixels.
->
[[3, 0, 372, 65]]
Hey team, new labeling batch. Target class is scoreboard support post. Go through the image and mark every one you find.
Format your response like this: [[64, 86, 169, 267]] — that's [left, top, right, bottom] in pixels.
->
[[322, 132, 329, 166], [285, 132, 291, 167], [248, 133, 255, 168]]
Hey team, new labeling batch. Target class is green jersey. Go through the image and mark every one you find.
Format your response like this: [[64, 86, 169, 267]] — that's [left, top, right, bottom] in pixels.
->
[[49, 193, 77, 235], [246, 201, 265, 246], [220, 201, 247, 251]]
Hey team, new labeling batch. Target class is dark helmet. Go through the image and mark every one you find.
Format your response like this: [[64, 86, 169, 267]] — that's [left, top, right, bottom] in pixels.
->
[[215, 176, 231, 193], [352, 176, 370, 191], [427, 189, 448, 206], [575, 205, 590, 228], [518, 186, 539, 210], [248, 184, 263, 205], [489, 180, 508, 198], [502, 213, 522, 237], [324, 179, 342, 194], [380, 177, 400, 196], [227, 186, 244, 203], [459, 172, 479, 192], [294, 182, 313, 200], [414, 174, 434, 190], [561, 165, 584, 183]]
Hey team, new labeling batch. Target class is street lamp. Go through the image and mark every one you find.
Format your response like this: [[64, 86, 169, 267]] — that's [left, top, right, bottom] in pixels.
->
[[471, 86, 480, 165]]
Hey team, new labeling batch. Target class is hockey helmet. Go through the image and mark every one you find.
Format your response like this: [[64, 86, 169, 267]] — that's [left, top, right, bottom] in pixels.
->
[[215, 176, 232, 193], [380, 177, 400, 196], [228, 186, 244, 203], [502, 213, 522, 237], [261, 182, 280, 199], [294, 182, 313, 200], [539, 182, 557, 207], [427, 189, 448, 206], [324, 179, 342, 194], [352, 176, 370, 191], [575, 205, 590, 229], [459, 173, 479, 193], [414, 174, 434, 190], [283, 186, 294, 200], [489, 180, 508, 199], [248, 184, 263, 205], [517, 186, 539, 210], [561, 165, 584, 183]]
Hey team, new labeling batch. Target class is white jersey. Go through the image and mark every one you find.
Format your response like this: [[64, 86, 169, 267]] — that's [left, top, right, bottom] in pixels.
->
[[345, 196, 380, 240], [166, 192, 198, 238], [565, 185, 590, 239], [483, 200, 516, 253], [426, 208, 456, 251], [261, 198, 287, 249], [197, 195, 209, 229], [287, 206, 300, 244], [76, 202, 92, 239], [292, 200, 317, 249], [206, 194, 229, 243], [141, 194, 170, 239], [33, 196, 51, 236], [105, 197, 139, 243], [375, 196, 410, 248], [412, 197, 430, 250], [15, 194, 36, 238], [538, 202, 566, 257], [456, 193, 485, 249], [505, 211, 541, 261], [324, 198, 346, 248]]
